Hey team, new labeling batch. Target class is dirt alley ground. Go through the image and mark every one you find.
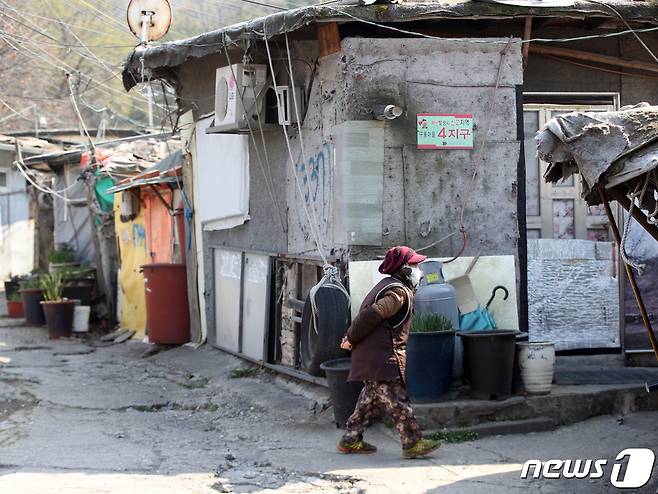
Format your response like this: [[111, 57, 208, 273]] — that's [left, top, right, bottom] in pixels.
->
[[1, 308, 657, 493]]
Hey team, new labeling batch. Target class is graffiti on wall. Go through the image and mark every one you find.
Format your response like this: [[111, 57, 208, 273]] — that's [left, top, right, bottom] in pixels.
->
[[292, 143, 332, 248]]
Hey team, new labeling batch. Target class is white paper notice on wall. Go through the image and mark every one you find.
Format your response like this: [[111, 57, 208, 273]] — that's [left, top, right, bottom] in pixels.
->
[[195, 116, 250, 230]]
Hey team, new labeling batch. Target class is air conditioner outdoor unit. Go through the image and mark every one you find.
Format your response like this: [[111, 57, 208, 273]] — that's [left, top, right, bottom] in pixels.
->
[[275, 86, 305, 125], [212, 63, 268, 133]]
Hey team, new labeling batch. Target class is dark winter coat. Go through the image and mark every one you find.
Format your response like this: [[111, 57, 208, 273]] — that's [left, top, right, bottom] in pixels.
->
[[346, 277, 414, 383]]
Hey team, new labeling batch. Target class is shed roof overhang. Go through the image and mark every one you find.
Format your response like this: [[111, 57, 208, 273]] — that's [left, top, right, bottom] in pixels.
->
[[122, 0, 658, 90]]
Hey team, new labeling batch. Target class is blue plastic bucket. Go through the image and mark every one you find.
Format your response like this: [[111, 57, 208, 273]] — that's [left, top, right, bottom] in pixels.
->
[[407, 331, 456, 402]]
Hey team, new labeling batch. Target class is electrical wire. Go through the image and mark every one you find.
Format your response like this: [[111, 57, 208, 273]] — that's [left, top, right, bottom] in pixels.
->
[[0, 20, 167, 113], [417, 39, 513, 262], [221, 37, 287, 234], [323, 6, 658, 46], [584, 0, 658, 65], [263, 34, 328, 264]]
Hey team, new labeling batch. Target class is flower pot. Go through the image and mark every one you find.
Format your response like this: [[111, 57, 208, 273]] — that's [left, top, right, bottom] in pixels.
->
[[407, 331, 455, 402], [320, 358, 364, 428], [7, 300, 24, 318], [49, 262, 79, 274], [459, 330, 517, 401], [517, 342, 555, 395], [41, 300, 76, 339], [20, 289, 45, 326]]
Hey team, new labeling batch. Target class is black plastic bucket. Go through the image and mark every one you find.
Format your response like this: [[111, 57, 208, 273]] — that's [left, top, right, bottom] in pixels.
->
[[459, 330, 517, 401], [4, 280, 21, 301], [320, 358, 364, 428], [62, 283, 93, 307], [407, 331, 455, 402], [21, 289, 45, 326]]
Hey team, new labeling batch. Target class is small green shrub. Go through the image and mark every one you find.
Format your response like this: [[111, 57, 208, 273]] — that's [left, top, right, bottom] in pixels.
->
[[427, 430, 479, 443], [48, 245, 76, 264], [20, 275, 41, 290], [229, 367, 259, 379], [8, 291, 22, 302], [40, 273, 64, 302], [410, 312, 453, 333], [60, 266, 95, 280]]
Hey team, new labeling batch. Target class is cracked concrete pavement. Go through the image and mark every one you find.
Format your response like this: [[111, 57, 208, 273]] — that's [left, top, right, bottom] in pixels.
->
[[0, 316, 657, 493]]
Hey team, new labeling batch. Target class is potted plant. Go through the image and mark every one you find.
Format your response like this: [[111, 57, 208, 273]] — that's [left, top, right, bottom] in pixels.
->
[[20, 275, 45, 326], [6, 291, 24, 318], [4, 274, 28, 302], [40, 273, 76, 339], [48, 245, 79, 274], [407, 312, 456, 402]]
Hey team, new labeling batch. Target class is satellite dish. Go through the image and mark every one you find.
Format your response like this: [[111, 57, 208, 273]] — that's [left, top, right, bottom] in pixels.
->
[[127, 0, 173, 44]]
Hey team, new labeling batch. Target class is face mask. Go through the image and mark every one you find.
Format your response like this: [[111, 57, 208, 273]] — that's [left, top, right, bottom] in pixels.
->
[[409, 266, 423, 287]]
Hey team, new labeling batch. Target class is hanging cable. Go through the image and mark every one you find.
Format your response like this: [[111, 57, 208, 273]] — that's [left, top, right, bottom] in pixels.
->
[[264, 34, 328, 265], [221, 37, 287, 234], [620, 172, 651, 273], [418, 39, 513, 263]]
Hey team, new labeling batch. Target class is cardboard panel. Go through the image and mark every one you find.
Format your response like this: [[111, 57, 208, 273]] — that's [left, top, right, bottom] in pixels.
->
[[349, 256, 519, 330]]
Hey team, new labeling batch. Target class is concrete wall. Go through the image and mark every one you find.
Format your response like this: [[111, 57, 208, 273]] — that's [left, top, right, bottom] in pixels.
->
[[176, 37, 524, 344], [0, 151, 34, 281]]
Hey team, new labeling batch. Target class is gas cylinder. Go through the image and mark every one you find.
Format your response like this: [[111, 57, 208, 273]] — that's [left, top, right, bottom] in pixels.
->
[[414, 260, 463, 378], [415, 261, 459, 328]]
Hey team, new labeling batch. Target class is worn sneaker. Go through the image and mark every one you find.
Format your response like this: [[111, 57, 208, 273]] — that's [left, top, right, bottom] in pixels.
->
[[403, 438, 441, 459], [337, 440, 377, 454]]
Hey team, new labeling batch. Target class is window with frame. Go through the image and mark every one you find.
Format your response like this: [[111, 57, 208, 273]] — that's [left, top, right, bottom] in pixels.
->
[[523, 97, 618, 241]]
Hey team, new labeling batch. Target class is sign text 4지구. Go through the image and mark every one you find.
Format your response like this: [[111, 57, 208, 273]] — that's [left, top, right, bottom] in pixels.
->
[[417, 114, 474, 150]]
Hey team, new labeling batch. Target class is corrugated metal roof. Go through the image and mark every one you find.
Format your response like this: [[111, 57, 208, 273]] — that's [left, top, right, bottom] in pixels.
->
[[106, 150, 183, 194], [122, 0, 658, 89]]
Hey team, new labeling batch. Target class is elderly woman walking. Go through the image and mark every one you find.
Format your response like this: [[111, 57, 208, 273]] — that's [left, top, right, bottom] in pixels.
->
[[337, 246, 440, 459]]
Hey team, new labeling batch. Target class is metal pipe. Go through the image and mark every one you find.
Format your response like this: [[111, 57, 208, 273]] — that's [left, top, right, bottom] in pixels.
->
[[374, 104, 403, 121], [599, 187, 658, 360], [286, 296, 305, 313]]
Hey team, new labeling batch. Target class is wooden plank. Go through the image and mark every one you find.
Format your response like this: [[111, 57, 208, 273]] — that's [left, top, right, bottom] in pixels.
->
[[599, 188, 658, 361], [114, 330, 136, 343], [522, 17, 532, 68], [529, 44, 658, 75], [317, 22, 341, 58]]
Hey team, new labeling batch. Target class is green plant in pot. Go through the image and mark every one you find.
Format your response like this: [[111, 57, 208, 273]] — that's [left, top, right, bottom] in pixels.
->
[[61, 266, 95, 306], [6, 291, 24, 319], [40, 273, 76, 339], [48, 245, 79, 274], [407, 312, 456, 403], [19, 274, 46, 326]]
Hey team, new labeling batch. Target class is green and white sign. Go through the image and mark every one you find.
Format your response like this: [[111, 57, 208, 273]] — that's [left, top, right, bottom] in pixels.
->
[[417, 114, 474, 150]]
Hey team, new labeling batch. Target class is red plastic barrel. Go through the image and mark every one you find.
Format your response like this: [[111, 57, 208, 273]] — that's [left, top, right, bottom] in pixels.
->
[[142, 263, 190, 344]]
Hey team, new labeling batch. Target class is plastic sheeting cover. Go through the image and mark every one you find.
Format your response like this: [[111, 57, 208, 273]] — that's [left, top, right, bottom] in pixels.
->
[[536, 103, 658, 202]]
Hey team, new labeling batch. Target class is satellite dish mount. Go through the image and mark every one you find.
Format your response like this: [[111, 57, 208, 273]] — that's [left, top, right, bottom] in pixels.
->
[[127, 0, 173, 45]]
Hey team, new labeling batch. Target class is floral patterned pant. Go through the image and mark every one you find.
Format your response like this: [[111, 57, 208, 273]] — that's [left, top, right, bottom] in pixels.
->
[[342, 379, 422, 449]]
